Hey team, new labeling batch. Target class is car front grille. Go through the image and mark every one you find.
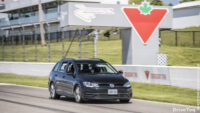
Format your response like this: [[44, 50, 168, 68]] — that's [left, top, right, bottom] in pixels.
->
[[98, 83, 124, 88]]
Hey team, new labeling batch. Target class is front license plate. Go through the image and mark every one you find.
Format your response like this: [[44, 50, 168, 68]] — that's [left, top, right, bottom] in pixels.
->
[[108, 89, 118, 95]]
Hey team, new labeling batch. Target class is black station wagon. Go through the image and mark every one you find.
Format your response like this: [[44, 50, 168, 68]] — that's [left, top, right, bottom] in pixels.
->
[[48, 58, 132, 103]]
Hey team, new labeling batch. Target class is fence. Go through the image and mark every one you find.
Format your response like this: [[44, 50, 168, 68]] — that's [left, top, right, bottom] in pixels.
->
[[0, 29, 122, 64], [0, 29, 95, 62], [1, 29, 199, 63], [160, 30, 200, 47]]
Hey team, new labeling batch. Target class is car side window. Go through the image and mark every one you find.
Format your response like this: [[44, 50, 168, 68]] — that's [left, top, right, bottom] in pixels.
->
[[53, 63, 60, 72], [58, 62, 68, 72], [67, 63, 74, 74]]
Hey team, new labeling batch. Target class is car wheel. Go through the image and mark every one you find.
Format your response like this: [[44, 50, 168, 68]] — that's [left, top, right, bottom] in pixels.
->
[[50, 83, 60, 99], [74, 86, 84, 103], [120, 99, 130, 103]]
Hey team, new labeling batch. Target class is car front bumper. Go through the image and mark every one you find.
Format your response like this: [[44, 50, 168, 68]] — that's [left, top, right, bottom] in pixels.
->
[[81, 86, 132, 100]]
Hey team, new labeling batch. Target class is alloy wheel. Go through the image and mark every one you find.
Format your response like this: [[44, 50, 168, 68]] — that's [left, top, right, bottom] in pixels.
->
[[50, 83, 55, 98], [74, 86, 81, 102]]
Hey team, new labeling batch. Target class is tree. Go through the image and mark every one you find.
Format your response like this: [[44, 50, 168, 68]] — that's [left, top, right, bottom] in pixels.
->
[[179, 0, 196, 3], [129, 0, 164, 6], [168, 3, 173, 6], [150, 0, 164, 6], [129, 0, 143, 5]]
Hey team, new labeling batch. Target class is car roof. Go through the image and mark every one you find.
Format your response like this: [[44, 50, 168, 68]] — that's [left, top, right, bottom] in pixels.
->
[[59, 58, 106, 63]]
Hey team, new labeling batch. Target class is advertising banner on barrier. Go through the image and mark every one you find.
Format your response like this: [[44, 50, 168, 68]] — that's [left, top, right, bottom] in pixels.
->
[[115, 65, 171, 85]]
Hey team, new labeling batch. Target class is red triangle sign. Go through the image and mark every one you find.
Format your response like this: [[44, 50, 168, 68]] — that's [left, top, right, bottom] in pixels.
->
[[123, 8, 168, 44]]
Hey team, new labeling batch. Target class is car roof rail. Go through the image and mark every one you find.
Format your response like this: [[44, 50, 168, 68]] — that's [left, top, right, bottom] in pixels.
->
[[91, 58, 105, 61], [61, 58, 75, 61], [60, 58, 106, 62]]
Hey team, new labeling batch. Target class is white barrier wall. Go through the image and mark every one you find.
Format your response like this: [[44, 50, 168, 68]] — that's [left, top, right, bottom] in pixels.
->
[[115, 65, 199, 89], [0, 62, 199, 89], [0, 62, 55, 76], [115, 65, 171, 85]]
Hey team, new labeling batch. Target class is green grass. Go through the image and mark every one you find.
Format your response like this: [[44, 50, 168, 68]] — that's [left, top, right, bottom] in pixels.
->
[[0, 73, 197, 106], [1, 39, 200, 66], [160, 45, 200, 66], [0, 73, 48, 88], [132, 82, 197, 106]]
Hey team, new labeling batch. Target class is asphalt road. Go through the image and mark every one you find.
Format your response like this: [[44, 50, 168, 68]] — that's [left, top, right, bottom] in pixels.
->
[[0, 84, 198, 113]]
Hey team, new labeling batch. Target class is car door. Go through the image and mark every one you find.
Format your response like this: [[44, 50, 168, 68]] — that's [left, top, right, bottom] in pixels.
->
[[56, 62, 68, 94], [49, 62, 60, 90], [62, 62, 76, 96], [50, 62, 63, 93]]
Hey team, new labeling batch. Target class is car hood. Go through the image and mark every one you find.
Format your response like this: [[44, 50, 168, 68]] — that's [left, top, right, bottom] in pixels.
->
[[79, 74, 127, 83]]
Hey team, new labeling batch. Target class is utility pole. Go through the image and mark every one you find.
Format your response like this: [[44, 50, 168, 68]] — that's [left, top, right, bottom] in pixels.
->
[[38, 0, 46, 46]]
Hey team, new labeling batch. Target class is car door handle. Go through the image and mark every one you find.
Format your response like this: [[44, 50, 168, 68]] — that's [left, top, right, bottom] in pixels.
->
[[55, 74, 58, 77], [62, 76, 65, 78]]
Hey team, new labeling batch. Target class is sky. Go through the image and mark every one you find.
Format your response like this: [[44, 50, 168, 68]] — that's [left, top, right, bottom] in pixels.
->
[[162, 0, 179, 5]]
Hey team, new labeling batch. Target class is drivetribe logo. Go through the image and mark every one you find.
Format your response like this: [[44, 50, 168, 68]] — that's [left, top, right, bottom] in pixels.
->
[[122, 0, 168, 44], [74, 4, 115, 23]]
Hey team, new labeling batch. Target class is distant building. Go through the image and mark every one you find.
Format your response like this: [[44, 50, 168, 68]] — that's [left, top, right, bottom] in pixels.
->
[[173, 1, 200, 29], [0, 0, 98, 38], [100, 0, 128, 5], [0, 0, 128, 39]]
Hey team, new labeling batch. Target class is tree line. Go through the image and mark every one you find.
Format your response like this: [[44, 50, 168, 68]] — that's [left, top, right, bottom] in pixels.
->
[[128, 0, 199, 6]]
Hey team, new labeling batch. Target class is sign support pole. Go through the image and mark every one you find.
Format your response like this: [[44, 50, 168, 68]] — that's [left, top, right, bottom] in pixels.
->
[[1, 35, 4, 61], [62, 28, 65, 59], [93, 30, 99, 58], [34, 25, 38, 62], [78, 30, 82, 59]]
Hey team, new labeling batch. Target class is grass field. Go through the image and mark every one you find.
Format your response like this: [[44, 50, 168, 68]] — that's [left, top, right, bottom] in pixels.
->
[[0, 39, 200, 66], [160, 45, 200, 66], [0, 73, 197, 106], [0, 73, 48, 88]]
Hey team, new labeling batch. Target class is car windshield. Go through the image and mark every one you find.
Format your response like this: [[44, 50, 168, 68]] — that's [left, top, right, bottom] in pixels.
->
[[76, 62, 118, 74]]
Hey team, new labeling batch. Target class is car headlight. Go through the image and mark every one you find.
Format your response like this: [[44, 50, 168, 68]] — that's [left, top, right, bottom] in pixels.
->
[[83, 82, 99, 88], [123, 81, 131, 88]]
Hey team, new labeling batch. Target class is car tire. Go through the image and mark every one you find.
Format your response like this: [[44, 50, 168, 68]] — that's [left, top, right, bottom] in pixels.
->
[[74, 85, 84, 103], [50, 83, 60, 99], [120, 99, 130, 103]]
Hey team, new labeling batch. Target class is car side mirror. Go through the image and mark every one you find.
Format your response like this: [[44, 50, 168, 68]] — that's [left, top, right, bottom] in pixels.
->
[[118, 70, 123, 74]]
